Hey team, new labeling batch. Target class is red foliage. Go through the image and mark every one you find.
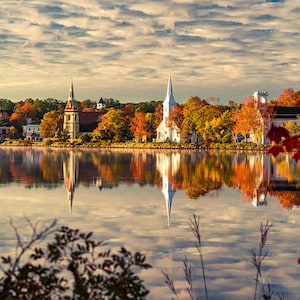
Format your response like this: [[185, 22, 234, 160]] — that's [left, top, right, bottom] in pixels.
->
[[267, 124, 300, 159], [269, 146, 284, 157], [282, 135, 300, 151], [267, 125, 289, 144], [293, 152, 300, 162]]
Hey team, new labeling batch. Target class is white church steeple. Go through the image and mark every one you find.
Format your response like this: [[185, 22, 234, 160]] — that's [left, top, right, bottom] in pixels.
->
[[163, 74, 177, 121], [156, 74, 181, 142], [63, 79, 79, 140]]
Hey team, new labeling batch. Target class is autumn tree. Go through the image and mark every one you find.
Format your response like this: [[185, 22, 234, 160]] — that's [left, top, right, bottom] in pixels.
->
[[9, 112, 27, 134], [167, 104, 184, 136], [124, 103, 136, 119], [93, 108, 130, 141], [203, 110, 234, 142], [232, 97, 265, 144], [196, 105, 222, 141], [182, 96, 209, 141], [272, 88, 300, 106], [40, 110, 63, 138], [8, 125, 20, 139], [131, 111, 151, 142], [153, 102, 163, 129], [145, 112, 156, 140], [20, 102, 36, 121]]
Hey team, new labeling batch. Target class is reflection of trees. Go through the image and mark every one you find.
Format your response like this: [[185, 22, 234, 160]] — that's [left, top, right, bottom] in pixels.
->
[[9, 150, 45, 187], [180, 152, 230, 199], [1, 148, 300, 209], [270, 191, 300, 209], [90, 151, 133, 188], [130, 153, 157, 186], [39, 151, 63, 183], [0, 150, 13, 184], [229, 158, 259, 201], [0, 149, 62, 187]]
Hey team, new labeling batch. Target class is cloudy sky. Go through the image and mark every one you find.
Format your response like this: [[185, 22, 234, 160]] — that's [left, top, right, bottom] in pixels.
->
[[1, 0, 300, 104]]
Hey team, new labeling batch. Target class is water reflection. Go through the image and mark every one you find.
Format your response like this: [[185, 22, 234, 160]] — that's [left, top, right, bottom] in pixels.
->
[[1, 148, 300, 214], [0, 147, 299, 299]]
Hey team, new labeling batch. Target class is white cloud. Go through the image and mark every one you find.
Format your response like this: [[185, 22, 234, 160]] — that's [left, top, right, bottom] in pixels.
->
[[0, 0, 300, 102]]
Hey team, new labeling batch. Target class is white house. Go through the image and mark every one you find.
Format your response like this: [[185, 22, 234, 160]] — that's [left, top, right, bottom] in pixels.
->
[[22, 124, 41, 140], [156, 75, 181, 142]]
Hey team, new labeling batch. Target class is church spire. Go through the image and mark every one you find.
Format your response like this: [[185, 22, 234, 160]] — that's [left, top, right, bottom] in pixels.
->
[[164, 74, 176, 107], [65, 79, 77, 111], [166, 74, 173, 97]]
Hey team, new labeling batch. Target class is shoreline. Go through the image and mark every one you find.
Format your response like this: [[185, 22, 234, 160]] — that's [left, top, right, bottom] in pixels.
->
[[0, 140, 270, 152]]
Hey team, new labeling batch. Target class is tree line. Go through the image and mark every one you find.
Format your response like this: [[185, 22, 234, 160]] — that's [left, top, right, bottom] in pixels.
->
[[1, 87, 300, 142]]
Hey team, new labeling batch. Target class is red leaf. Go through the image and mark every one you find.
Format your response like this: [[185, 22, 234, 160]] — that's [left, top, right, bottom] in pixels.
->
[[282, 136, 300, 151], [269, 145, 284, 157], [267, 125, 290, 144], [293, 151, 300, 162]]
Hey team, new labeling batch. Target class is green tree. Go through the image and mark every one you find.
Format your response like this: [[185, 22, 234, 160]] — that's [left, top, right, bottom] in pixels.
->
[[33, 98, 65, 122], [54, 129, 70, 142], [0, 99, 14, 111]]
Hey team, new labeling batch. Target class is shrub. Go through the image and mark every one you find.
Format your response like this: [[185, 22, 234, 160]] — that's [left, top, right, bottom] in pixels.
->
[[44, 138, 52, 146], [0, 218, 151, 300]]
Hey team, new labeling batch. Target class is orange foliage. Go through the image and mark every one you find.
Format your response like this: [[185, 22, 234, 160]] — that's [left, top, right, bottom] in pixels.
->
[[230, 160, 258, 201], [167, 104, 184, 130], [10, 111, 26, 126], [270, 191, 300, 209], [20, 102, 35, 116], [274, 88, 300, 106], [232, 98, 262, 137], [131, 111, 150, 141]]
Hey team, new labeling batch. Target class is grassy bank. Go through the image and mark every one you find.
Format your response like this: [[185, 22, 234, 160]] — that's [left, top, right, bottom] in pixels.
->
[[0, 139, 270, 151]]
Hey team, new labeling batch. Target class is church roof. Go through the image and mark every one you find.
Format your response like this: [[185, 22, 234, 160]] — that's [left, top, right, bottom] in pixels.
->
[[65, 79, 78, 112], [79, 112, 102, 132], [164, 74, 177, 106], [272, 106, 300, 119]]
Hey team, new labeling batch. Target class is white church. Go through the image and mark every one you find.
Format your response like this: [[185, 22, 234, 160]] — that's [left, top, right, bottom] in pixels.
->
[[156, 75, 181, 142]]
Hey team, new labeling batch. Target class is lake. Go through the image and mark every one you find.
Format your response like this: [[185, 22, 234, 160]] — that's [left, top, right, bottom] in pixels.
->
[[0, 147, 299, 299]]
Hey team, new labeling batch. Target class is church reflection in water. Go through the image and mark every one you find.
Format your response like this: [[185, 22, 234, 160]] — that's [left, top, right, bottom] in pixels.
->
[[0, 148, 300, 222], [63, 150, 78, 212], [58, 149, 300, 223]]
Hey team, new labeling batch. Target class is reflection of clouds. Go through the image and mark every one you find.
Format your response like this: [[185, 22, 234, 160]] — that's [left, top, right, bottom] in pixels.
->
[[0, 181, 299, 298], [1, 1, 300, 102]]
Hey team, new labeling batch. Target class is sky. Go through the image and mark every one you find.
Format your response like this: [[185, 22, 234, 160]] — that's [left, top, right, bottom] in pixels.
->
[[1, 0, 300, 104]]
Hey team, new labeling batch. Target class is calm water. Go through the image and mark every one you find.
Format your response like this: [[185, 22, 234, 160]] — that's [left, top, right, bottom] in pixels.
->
[[0, 147, 299, 299]]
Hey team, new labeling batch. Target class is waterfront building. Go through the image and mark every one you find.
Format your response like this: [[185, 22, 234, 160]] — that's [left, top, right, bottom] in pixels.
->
[[63, 80, 101, 139]]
